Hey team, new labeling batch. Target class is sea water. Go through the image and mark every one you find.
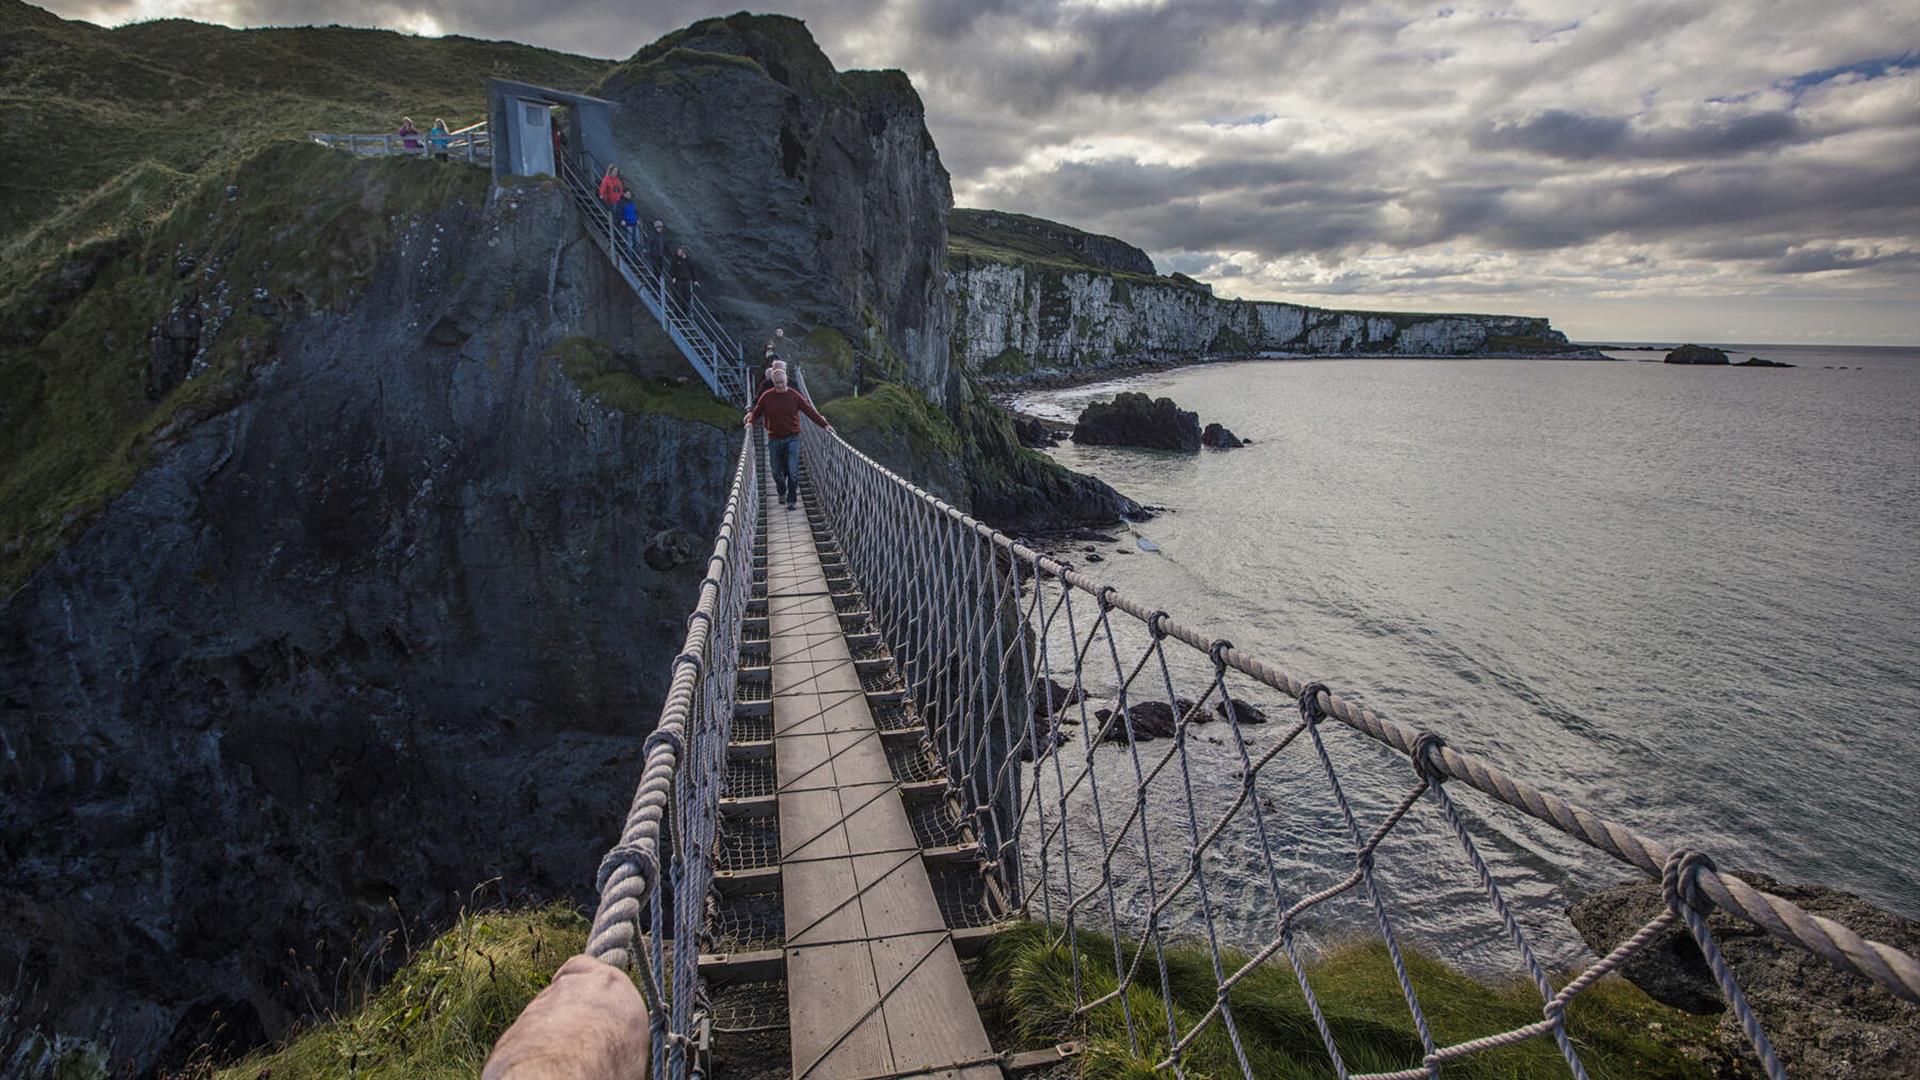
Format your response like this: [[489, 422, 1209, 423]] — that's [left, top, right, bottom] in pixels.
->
[[1011, 345, 1919, 971]]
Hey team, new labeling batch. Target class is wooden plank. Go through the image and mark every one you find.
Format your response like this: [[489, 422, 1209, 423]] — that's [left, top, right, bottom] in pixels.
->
[[850, 852, 947, 938], [841, 786, 920, 855], [869, 930, 997, 1075], [786, 940, 892, 1078], [779, 786, 853, 862], [781, 857, 866, 946], [823, 727, 896, 787], [775, 731, 838, 792]]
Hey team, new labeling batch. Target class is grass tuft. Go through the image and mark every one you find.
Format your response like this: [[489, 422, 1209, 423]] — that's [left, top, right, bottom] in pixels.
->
[[972, 921, 1721, 1080], [202, 905, 596, 1080]]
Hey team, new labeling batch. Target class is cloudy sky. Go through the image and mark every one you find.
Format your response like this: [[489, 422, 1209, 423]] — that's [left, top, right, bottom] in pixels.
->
[[47, 0, 1920, 344]]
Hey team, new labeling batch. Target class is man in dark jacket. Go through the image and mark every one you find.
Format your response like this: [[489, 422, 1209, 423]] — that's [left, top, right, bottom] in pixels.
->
[[645, 220, 668, 272], [669, 246, 697, 315], [743, 367, 833, 509]]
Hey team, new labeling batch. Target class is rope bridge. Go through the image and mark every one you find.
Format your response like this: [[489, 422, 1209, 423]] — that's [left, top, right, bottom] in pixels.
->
[[583, 404, 1918, 1079]]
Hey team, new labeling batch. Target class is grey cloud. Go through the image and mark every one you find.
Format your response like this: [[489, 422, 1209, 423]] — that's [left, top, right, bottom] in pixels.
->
[[1766, 246, 1920, 274], [1475, 108, 1804, 160]]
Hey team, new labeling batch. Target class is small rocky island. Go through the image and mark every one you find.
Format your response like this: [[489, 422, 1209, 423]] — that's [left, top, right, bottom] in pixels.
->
[[1070, 391, 1243, 451], [1665, 344, 1795, 367]]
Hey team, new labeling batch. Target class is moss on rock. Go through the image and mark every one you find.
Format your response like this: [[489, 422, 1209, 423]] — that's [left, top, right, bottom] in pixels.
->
[[0, 142, 486, 595], [552, 335, 739, 428]]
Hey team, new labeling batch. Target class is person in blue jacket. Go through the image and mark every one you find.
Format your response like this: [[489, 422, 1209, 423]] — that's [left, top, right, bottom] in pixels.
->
[[618, 195, 639, 256]]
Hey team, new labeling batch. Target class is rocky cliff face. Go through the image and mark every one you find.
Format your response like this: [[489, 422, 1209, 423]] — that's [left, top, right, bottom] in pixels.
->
[[949, 208, 1156, 276], [591, 15, 953, 404], [949, 255, 1582, 381], [0, 151, 734, 1075]]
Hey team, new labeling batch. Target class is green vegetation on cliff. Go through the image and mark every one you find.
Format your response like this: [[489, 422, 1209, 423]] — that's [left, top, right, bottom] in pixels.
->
[[553, 336, 740, 428], [976, 921, 1719, 1079], [204, 905, 1721, 1080], [0, 142, 485, 593], [208, 906, 600, 1080], [0, 0, 611, 264]]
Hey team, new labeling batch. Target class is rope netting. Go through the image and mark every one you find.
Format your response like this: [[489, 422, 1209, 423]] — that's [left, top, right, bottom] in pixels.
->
[[792, 408, 1918, 1079], [583, 376, 1915, 1080], [584, 431, 758, 1080]]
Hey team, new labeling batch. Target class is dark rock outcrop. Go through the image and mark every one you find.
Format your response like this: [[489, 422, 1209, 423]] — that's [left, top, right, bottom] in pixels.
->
[[1200, 422, 1243, 449], [1215, 697, 1268, 724], [1013, 416, 1057, 448], [1073, 392, 1202, 452], [593, 15, 1134, 531], [145, 296, 203, 399], [596, 16, 952, 404], [1665, 343, 1730, 365], [1032, 676, 1085, 719], [1736, 356, 1795, 368], [1567, 874, 1919, 1078], [1, 166, 732, 1075], [1096, 697, 1202, 742]]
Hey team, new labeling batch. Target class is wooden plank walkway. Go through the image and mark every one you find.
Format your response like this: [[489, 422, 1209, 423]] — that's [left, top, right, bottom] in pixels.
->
[[766, 489, 1000, 1080]]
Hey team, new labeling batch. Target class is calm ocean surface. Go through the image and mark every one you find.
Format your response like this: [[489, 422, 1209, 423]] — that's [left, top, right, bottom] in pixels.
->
[[1010, 344, 1919, 972]]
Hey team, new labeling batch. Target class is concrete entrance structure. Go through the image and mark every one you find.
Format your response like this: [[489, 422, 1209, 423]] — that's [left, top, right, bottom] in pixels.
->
[[487, 79, 614, 182]]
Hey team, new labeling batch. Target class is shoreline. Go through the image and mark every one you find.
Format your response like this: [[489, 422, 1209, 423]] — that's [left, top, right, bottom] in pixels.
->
[[981, 346, 1617, 402]]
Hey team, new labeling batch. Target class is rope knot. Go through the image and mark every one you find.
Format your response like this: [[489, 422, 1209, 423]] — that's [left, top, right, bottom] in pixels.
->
[[595, 841, 659, 894], [1410, 731, 1448, 784], [1297, 682, 1331, 726], [1147, 610, 1171, 639], [1096, 585, 1119, 611], [1208, 638, 1235, 670], [1661, 848, 1717, 915], [686, 608, 713, 628], [673, 650, 704, 674], [644, 725, 686, 763]]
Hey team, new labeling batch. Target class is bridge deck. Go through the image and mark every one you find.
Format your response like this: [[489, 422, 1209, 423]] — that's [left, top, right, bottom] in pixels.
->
[[766, 489, 998, 1080]]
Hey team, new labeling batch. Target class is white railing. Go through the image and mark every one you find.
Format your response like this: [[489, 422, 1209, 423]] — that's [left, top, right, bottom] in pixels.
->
[[309, 121, 491, 165]]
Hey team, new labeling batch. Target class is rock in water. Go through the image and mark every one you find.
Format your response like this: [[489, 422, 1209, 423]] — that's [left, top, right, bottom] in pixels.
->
[[1013, 416, 1055, 448], [1215, 697, 1268, 724], [1200, 422, 1243, 449], [1072, 392, 1202, 451], [1567, 873, 1920, 1078], [1664, 343, 1731, 365], [1736, 356, 1795, 368]]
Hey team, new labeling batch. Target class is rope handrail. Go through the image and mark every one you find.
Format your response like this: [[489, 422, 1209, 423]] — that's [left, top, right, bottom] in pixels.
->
[[789, 369, 1916, 1078], [584, 430, 758, 1080]]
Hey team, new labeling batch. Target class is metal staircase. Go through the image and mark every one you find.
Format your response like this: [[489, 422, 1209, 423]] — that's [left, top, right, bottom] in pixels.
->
[[557, 151, 752, 405]]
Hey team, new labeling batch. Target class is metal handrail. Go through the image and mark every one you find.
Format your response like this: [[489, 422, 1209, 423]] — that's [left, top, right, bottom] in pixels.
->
[[559, 149, 749, 404]]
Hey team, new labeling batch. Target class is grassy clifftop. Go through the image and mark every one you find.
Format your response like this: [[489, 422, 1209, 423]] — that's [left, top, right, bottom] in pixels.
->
[[0, 0, 611, 266], [0, 142, 487, 594], [200, 905, 1722, 1080]]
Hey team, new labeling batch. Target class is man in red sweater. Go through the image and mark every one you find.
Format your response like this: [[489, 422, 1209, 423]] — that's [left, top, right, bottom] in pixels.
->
[[743, 367, 833, 509]]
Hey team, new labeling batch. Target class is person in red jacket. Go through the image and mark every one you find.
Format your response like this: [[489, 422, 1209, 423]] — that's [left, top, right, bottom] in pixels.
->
[[597, 164, 625, 208], [743, 367, 832, 509]]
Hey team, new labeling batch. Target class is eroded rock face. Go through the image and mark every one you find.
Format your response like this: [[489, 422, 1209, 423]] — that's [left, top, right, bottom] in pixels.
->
[[949, 259, 1581, 379], [1567, 874, 1920, 1079], [1073, 392, 1202, 452], [595, 15, 954, 404], [0, 177, 734, 1076]]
